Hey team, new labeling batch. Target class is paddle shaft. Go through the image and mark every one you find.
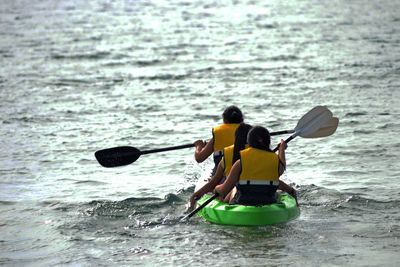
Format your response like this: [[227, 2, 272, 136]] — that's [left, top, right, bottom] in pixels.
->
[[141, 143, 194, 155], [273, 134, 296, 153], [271, 130, 294, 136], [95, 128, 299, 168], [138, 129, 294, 155], [185, 194, 219, 219]]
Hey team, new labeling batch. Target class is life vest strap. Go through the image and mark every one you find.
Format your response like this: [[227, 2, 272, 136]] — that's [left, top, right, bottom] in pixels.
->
[[238, 180, 279, 186]]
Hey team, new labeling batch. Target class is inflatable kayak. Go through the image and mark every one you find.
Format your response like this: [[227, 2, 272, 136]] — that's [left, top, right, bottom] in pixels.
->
[[196, 193, 299, 226]]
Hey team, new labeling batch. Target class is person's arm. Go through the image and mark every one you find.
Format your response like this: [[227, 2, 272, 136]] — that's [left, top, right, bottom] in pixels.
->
[[190, 161, 224, 209], [214, 160, 241, 198], [194, 137, 214, 163], [278, 139, 287, 176], [278, 180, 297, 205]]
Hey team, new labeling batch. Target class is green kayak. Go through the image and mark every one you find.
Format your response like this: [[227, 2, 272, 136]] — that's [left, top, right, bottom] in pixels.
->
[[196, 193, 299, 226]]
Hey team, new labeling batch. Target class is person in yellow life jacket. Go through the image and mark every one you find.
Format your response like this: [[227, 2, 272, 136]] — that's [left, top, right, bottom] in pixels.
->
[[190, 123, 252, 209], [193, 105, 244, 176], [214, 126, 297, 206]]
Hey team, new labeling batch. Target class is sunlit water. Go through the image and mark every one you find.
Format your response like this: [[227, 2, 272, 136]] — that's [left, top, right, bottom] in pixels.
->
[[1, 0, 400, 266]]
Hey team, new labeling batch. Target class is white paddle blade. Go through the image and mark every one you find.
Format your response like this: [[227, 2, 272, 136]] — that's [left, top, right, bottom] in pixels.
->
[[302, 117, 339, 138], [297, 109, 333, 137], [295, 106, 333, 131]]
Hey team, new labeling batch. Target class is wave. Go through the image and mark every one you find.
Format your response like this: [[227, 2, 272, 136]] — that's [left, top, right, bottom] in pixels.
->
[[47, 183, 400, 229], [49, 78, 93, 86], [298, 184, 400, 215], [138, 73, 191, 81], [345, 112, 368, 117], [256, 23, 278, 29], [135, 59, 163, 66], [51, 51, 111, 60], [73, 180, 107, 186], [0, 200, 17, 206], [2, 116, 56, 124], [81, 192, 187, 219]]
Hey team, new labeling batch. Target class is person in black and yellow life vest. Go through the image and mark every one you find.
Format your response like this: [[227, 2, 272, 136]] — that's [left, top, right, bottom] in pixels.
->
[[193, 105, 244, 176], [190, 123, 252, 209], [214, 126, 297, 206]]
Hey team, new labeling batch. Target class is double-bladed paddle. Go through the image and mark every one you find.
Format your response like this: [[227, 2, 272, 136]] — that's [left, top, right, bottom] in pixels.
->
[[183, 105, 338, 220], [94, 106, 338, 168], [95, 128, 316, 168]]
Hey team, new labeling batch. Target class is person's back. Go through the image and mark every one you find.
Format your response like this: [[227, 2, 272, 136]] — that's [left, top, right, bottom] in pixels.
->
[[231, 126, 280, 205], [234, 146, 279, 205], [194, 105, 244, 175]]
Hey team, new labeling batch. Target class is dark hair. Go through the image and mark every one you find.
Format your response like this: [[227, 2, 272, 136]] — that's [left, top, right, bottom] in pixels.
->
[[247, 126, 272, 152], [232, 123, 252, 165], [222, 105, 243, 124]]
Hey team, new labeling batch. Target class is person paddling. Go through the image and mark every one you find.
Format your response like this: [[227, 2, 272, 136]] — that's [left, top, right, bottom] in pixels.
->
[[214, 126, 297, 205], [193, 105, 244, 176], [190, 123, 252, 209]]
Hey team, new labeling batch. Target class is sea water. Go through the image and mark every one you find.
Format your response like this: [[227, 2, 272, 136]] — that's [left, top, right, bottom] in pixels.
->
[[1, 0, 399, 266]]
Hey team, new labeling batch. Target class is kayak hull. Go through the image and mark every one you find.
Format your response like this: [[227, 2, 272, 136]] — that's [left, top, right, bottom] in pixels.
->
[[196, 194, 299, 226]]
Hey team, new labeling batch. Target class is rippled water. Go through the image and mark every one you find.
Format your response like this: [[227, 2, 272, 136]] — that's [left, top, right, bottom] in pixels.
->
[[1, 0, 400, 266]]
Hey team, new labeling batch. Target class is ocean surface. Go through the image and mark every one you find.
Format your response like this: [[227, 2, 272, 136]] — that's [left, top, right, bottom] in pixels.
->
[[1, 0, 400, 266]]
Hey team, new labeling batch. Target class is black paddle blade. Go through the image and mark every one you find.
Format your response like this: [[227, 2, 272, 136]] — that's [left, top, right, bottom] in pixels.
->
[[94, 146, 141, 167]]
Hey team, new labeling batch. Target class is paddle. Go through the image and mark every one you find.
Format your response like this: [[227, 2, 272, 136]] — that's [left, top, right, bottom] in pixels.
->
[[302, 117, 338, 138], [95, 144, 195, 168], [183, 194, 219, 220], [272, 106, 334, 152], [184, 106, 336, 220], [95, 129, 305, 168]]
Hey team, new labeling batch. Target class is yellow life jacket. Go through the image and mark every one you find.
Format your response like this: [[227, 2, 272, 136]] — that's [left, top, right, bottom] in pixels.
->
[[212, 123, 240, 153], [223, 144, 249, 177], [239, 147, 279, 186]]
